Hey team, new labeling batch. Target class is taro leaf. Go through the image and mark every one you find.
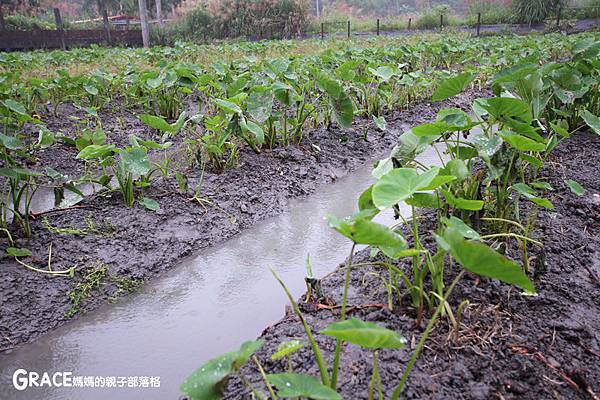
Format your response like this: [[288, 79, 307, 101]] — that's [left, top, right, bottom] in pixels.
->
[[372, 167, 439, 210], [581, 110, 600, 135], [119, 148, 150, 175], [442, 190, 484, 211], [512, 183, 554, 209], [316, 73, 353, 128], [37, 129, 55, 148], [358, 185, 378, 218], [519, 153, 542, 168], [240, 118, 265, 145], [6, 247, 32, 257], [373, 115, 387, 131], [272, 82, 294, 106], [146, 75, 163, 90], [172, 111, 187, 133], [448, 145, 478, 160], [0, 133, 24, 150], [565, 179, 585, 196], [271, 340, 305, 361], [412, 121, 451, 137], [136, 138, 173, 150], [393, 130, 437, 163], [215, 99, 242, 115], [0, 167, 43, 178], [417, 175, 456, 191], [372, 157, 394, 180], [368, 66, 395, 82], [472, 134, 502, 158], [141, 197, 160, 211], [482, 97, 532, 124], [83, 83, 98, 96], [498, 130, 546, 152], [431, 73, 474, 102], [139, 114, 172, 133], [76, 144, 115, 160], [437, 108, 473, 129], [181, 340, 263, 400], [406, 192, 441, 209], [321, 318, 406, 349], [444, 228, 535, 294], [550, 121, 571, 139], [246, 88, 273, 124], [327, 213, 407, 258], [442, 216, 481, 240], [2, 99, 27, 115], [267, 373, 341, 400], [441, 159, 468, 181]]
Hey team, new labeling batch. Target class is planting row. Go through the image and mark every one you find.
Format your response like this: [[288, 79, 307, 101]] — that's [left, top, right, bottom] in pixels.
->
[[1, 33, 596, 248], [180, 37, 600, 399]]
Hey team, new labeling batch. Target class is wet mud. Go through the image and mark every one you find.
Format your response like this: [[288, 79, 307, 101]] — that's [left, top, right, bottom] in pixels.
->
[[224, 132, 600, 399], [0, 89, 486, 352]]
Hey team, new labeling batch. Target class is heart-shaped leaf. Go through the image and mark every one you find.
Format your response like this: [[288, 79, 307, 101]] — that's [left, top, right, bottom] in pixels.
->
[[181, 340, 263, 400], [431, 73, 474, 102], [444, 228, 535, 294], [267, 373, 341, 400], [372, 167, 439, 210], [321, 318, 406, 349]]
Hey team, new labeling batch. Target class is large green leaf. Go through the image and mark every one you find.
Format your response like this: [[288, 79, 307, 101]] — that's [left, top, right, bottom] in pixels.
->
[[267, 373, 341, 400], [119, 147, 150, 175], [321, 318, 406, 349], [444, 229, 535, 294], [76, 144, 115, 160], [0, 133, 24, 150], [2, 99, 27, 115], [411, 121, 452, 137], [139, 114, 172, 132], [215, 99, 242, 115], [431, 73, 474, 102], [581, 110, 600, 135], [442, 190, 484, 211], [327, 213, 407, 250], [181, 340, 263, 400], [372, 167, 439, 210], [482, 97, 532, 123], [240, 118, 265, 145], [442, 216, 481, 240], [368, 66, 395, 82], [316, 73, 353, 128], [498, 130, 546, 152], [246, 88, 273, 124]]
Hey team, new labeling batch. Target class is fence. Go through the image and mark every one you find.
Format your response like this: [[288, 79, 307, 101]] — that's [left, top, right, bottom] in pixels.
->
[[0, 8, 143, 51], [0, 29, 143, 51], [316, 8, 599, 40]]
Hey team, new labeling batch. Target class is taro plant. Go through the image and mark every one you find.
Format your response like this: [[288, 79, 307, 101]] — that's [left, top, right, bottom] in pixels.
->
[[76, 136, 165, 208]]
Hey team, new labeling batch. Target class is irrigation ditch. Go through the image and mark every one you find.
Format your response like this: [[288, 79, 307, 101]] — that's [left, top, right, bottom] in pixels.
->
[[222, 131, 600, 400], [0, 88, 485, 356]]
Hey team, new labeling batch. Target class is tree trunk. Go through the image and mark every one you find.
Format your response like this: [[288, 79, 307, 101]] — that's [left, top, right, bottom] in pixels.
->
[[138, 0, 150, 47], [156, 0, 163, 27]]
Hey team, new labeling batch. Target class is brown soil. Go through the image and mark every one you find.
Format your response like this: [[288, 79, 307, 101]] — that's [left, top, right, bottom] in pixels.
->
[[0, 89, 486, 352], [223, 131, 600, 400]]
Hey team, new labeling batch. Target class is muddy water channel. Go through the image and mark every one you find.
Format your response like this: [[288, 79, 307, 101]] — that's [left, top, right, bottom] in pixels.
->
[[0, 143, 448, 400]]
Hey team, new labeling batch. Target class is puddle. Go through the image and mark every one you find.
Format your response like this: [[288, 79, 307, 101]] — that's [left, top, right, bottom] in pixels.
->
[[0, 142, 449, 399]]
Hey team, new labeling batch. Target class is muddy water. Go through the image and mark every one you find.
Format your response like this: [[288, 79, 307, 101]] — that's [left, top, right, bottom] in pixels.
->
[[0, 143, 448, 400]]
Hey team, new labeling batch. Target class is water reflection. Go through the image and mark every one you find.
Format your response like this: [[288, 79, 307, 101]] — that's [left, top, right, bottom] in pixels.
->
[[0, 143, 447, 400]]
